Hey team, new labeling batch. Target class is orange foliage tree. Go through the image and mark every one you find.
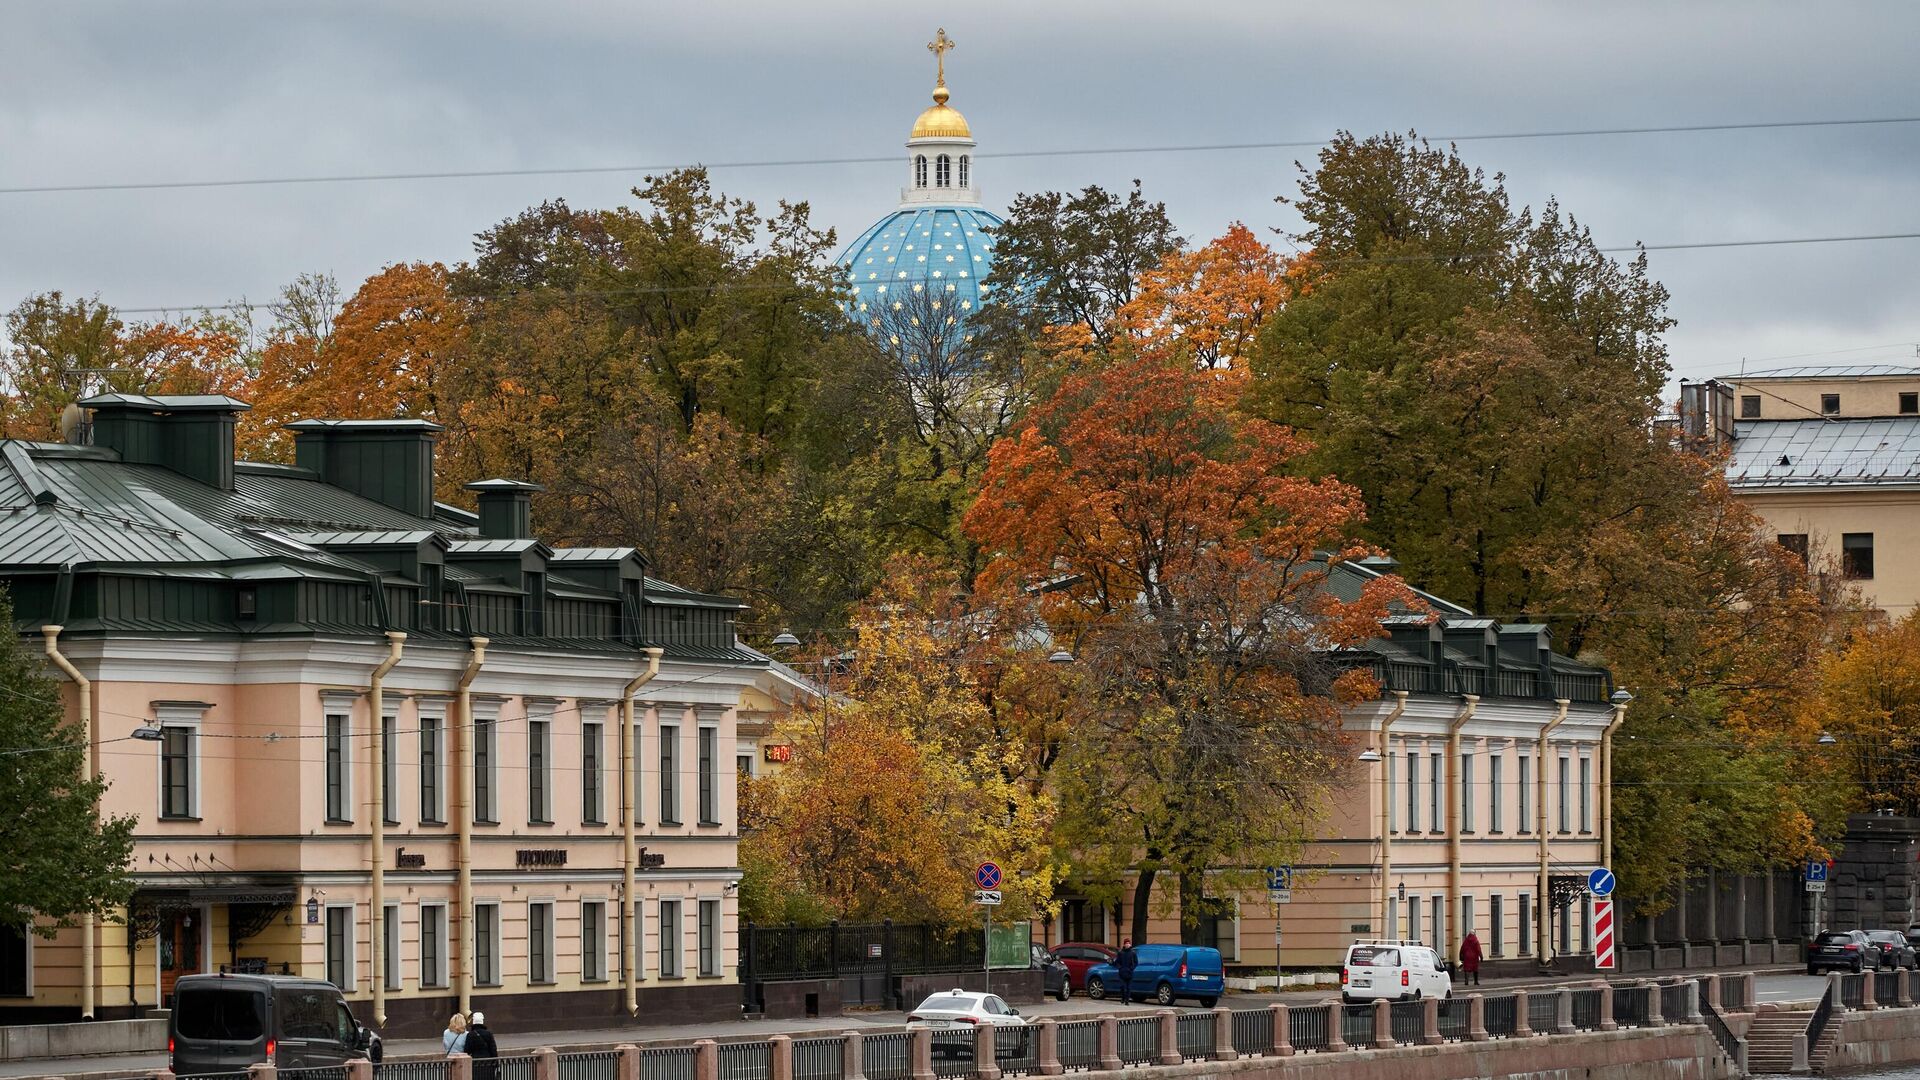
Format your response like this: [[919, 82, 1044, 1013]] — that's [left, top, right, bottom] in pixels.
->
[[964, 355, 1411, 939], [1114, 223, 1304, 369]]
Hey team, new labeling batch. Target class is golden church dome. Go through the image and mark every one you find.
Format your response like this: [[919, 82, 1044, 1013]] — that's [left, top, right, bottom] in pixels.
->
[[911, 85, 972, 140]]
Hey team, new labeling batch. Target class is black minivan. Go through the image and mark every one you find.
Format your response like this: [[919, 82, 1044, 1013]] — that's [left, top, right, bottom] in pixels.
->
[[171, 973, 375, 1076]]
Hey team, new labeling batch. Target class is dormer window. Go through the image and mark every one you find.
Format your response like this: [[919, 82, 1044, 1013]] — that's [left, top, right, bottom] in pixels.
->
[[958, 155, 970, 188], [915, 155, 928, 188], [936, 154, 952, 187]]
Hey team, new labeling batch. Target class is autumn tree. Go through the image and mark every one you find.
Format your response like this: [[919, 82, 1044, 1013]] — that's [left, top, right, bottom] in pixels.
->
[[964, 356, 1406, 941], [1114, 223, 1302, 370], [1808, 610, 1920, 817]]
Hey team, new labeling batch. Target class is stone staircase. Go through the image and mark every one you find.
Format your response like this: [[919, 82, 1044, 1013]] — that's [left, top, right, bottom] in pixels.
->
[[1746, 1010, 1811, 1074]]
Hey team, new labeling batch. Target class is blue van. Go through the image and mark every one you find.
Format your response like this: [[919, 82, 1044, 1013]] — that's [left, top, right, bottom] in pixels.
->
[[1083, 944, 1225, 1007]]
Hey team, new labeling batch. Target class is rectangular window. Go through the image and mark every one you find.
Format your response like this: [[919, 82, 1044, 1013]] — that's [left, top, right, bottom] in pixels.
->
[[659, 900, 682, 978], [1490, 753, 1504, 832], [1903, 391, 1919, 416], [0, 924, 28, 996], [1519, 895, 1534, 957], [583, 720, 604, 824], [1843, 533, 1875, 580], [474, 715, 498, 824], [420, 903, 447, 989], [1740, 394, 1761, 418], [1559, 902, 1572, 954], [475, 903, 501, 986], [325, 905, 353, 991], [1430, 896, 1444, 952], [1579, 757, 1593, 833], [1518, 754, 1533, 832], [325, 713, 351, 822], [1429, 752, 1442, 831], [160, 723, 196, 819], [630, 717, 643, 825], [1386, 751, 1397, 832], [1490, 895, 1505, 957], [1385, 899, 1398, 944], [1405, 895, 1418, 942], [1822, 393, 1841, 415], [1460, 895, 1474, 940], [1777, 533, 1809, 563], [1460, 752, 1475, 833], [698, 899, 720, 976], [419, 714, 444, 824], [660, 725, 681, 825], [1558, 755, 1571, 833], [698, 727, 719, 825], [1581, 898, 1594, 953], [582, 901, 608, 983], [528, 901, 554, 984], [528, 717, 551, 824], [383, 906, 402, 990], [1405, 752, 1419, 832], [382, 715, 399, 825]]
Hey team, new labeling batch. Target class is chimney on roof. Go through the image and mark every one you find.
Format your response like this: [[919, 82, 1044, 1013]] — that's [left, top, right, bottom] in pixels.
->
[[80, 393, 250, 491], [288, 419, 444, 519], [466, 479, 543, 539]]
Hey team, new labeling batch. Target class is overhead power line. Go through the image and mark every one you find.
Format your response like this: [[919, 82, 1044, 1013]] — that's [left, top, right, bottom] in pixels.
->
[[3, 115, 1919, 197]]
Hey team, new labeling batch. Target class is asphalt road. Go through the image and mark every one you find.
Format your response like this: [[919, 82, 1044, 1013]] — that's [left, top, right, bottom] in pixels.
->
[[0, 969, 1829, 1079]]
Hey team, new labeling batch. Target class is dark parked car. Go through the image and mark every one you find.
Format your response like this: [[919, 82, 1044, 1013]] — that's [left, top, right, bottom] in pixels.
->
[[1808, 929, 1882, 974], [1867, 930, 1917, 969], [1030, 944, 1072, 1001], [1051, 941, 1118, 991], [170, 973, 375, 1077]]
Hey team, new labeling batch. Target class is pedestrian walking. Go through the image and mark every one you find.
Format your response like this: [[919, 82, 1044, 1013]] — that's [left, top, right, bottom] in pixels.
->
[[464, 1012, 500, 1080], [1459, 931, 1483, 987], [1115, 939, 1138, 1006], [443, 1014, 468, 1057]]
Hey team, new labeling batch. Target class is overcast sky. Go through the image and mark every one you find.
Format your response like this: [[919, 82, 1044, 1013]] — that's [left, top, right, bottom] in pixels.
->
[[3, 1, 1917, 384]]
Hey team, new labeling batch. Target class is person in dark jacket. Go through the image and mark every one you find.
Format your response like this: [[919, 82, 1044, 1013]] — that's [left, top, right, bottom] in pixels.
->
[[463, 1012, 499, 1080], [1459, 932, 1484, 986], [1115, 939, 1138, 1006]]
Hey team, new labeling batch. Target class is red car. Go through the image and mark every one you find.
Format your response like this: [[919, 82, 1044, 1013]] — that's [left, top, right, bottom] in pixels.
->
[[1050, 942, 1119, 991]]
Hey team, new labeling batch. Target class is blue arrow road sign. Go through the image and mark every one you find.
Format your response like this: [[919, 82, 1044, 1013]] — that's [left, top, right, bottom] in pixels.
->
[[1807, 861, 1829, 883], [1266, 867, 1292, 891], [1588, 867, 1616, 897]]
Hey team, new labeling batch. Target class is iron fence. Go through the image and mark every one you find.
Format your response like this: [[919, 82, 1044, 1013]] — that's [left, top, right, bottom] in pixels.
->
[[1529, 991, 1562, 1033], [993, 1026, 1037, 1077], [1659, 982, 1692, 1020], [1701, 1004, 1742, 1070], [718, 1041, 771, 1080], [1175, 1013, 1214, 1060], [1290, 1005, 1330, 1052], [1341, 1005, 1376, 1049], [1438, 1000, 1470, 1042], [863, 1033, 912, 1080], [1569, 988, 1602, 1031], [640, 1046, 697, 1080], [1117, 1016, 1158, 1065], [1840, 973, 1865, 1010], [1484, 994, 1518, 1038], [930, 1046, 975, 1080], [1388, 1001, 1425, 1045], [928, 1030, 974, 1072], [1056, 1020, 1102, 1071], [1878, 970, 1902, 1004], [1614, 985, 1650, 1029], [1720, 975, 1750, 1011], [1231, 1007, 1274, 1056], [792, 1038, 845, 1080], [282, 1068, 349, 1080], [557, 1052, 618, 1080]]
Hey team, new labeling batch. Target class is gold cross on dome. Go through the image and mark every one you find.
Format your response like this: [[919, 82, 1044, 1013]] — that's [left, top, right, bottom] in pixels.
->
[[928, 28, 955, 86]]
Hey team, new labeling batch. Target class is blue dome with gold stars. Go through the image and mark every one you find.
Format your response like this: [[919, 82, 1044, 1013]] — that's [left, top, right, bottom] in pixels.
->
[[840, 206, 1004, 329]]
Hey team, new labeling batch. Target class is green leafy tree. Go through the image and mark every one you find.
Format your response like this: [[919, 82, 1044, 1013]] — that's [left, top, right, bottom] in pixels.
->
[[0, 594, 137, 932]]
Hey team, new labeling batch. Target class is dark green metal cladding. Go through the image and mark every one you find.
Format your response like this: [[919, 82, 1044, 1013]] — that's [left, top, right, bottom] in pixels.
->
[[289, 419, 443, 519]]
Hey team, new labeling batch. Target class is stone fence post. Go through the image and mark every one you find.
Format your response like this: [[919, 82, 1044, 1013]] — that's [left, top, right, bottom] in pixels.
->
[[615, 1044, 640, 1080], [1422, 995, 1443, 1045], [449, 1054, 472, 1080], [1645, 981, 1664, 1026], [971, 1026, 1000, 1080], [1156, 1009, 1180, 1065], [770, 1035, 795, 1080], [348, 1061, 373, 1080], [694, 1039, 719, 1080], [1703, 973, 1722, 1011], [842, 1032, 866, 1080], [1828, 971, 1845, 1013], [1598, 981, 1616, 1032], [1325, 1001, 1347, 1052], [1513, 989, 1534, 1037], [1097, 1016, 1121, 1072], [1269, 1004, 1293, 1056], [910, 1029, 934, 1080], [1035, 1018, 1061, 1075], [1557, 989, 1575, 1035], [1211, 1008, 1235, 1061], [248, 1064, 278, 1080], [1863, 971, 1879, 1012], [1468, 994, 1488, 1042], [1373, 998, 1392, 1046], [534, 1047, 558, 1080]]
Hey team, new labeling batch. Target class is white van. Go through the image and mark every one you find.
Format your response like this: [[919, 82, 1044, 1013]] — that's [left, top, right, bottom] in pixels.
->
[[1340, 940, 1453, 1004]]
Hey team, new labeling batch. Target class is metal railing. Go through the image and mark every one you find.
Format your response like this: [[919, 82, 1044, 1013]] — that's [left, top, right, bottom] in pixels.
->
[[1878, 970, 1902, 1004], [1569, 988, 1602, 1031], [485, 1059, 536, 1080], [1805, 980, 1837, 1072], [863, 1032, 911, 1080], [1175, 1013, 1214, 1060], [1529, 991, 1562, 1033], [792, 1038, 845, 1080], [929, 1032, 974, 1079], [1291, 1005, 1330, 1052], [718, 1041, 771, 1080], [1701, 1003, 1743, 1071], [994, 1026, 1037, 1077], [1056, 1020, 1102, 1071], [1341, 1005, 1376, 1049], [1484, 994, 1518, 1038], [1720, 975, 1750, 1011], [1439, 1000, 1470, 1041], [557, 1051, 618, 1080], [1117, 1016, 1158, 1065], [1230, 1007, 1274, 1056], [281, 1068, 350, 1080], [378, 1062, 454, 1080], [1614, 984, 1650, 1028], [640, 1046, 698, 1080], [1390, 1001, 1425, 1045], [1659, 982, 1691, 1020], [1841, 972, 1865, 1010]]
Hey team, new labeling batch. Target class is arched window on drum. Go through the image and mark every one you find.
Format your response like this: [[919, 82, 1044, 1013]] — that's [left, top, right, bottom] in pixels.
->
[[935, 154, 952, 187]]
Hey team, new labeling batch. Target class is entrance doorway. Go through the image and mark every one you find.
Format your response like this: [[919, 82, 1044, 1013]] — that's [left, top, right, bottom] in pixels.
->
[[158, 909, 203, 1006]]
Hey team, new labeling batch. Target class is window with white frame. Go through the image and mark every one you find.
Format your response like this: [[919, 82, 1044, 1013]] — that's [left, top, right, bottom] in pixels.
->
[[1429, 751, 1442, 831], [1579, 756, 1593, 833], [660, 724, 681, 824], [325, 904, 354, 990], [1489, 750, 1505, 832], [474, 709, 499, 824], [475, 902, 501, 986], [1405, 750, 1419, 832], [1558, 754, 1572, 833], [629, 714, 643, 825], [1517, 753, 1533, 831], [582, 900, 608, 982], [935, 154, 952, 186], [1558, 900, 1572, 954], [419, 708, 445, 824], [1386, 750, 1397, 832], [958, 155, 970, 187], [419, 903, 448, 988], [528, 713, 552, 825], [582, 718, 604, 824], [1406, 894, 1419, 941], [1581, 897, 1594, 952], [659, 899, 682, 977], [698, 899, 720, 976], [156, 704, 203, 820], [381, 714, 399, 825], [1518, 894, 1533, 956], [383, 905, 402, 990], [325, 711, 352, 822], [1430, 896, 1445, 952], [528, 901, 555, 984], [698, 725, 719, 826], [914, 155, 928, 188], [1490, 894, 1505, 956], [1460, 751, 1475, 832], [1385, 898, 1398, 942], [1461, 895, 1474, 939]]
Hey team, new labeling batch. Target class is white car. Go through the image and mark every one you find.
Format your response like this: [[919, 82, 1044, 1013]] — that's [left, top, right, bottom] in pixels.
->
[[1340, 940, 1453, 1004], [906, 990, 1028, 1057]]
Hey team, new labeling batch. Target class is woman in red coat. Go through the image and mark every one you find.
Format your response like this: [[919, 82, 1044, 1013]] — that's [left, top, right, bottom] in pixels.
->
[[1459, 931, 1484, 986]]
